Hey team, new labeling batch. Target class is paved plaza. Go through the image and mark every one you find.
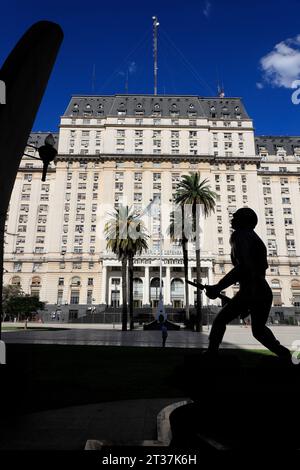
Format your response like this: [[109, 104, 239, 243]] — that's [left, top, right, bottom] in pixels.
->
[[2, 323, 300, 450], [3, 323, 300, 350]]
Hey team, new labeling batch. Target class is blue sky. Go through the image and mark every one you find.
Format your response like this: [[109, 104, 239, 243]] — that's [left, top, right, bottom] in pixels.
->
[[1, 0, 300, 135]]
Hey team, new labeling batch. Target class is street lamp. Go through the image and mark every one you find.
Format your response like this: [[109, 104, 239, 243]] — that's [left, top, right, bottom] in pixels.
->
[[24, 133, 57, 181]]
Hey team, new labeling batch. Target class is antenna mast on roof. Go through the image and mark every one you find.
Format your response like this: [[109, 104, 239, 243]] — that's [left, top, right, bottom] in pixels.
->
[[152, 16, 159, 95], [92, 64, 96, 93], [217, 80, 225, 98]]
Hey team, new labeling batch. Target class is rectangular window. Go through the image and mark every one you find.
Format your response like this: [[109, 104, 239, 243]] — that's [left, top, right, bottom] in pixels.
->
[[70, 291, 80, 304], [87, 290, 93, 304], [57, 290, 63, 304]]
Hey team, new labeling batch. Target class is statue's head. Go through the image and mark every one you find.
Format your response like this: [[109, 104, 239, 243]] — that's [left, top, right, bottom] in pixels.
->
[[231, 207, 258, 230]]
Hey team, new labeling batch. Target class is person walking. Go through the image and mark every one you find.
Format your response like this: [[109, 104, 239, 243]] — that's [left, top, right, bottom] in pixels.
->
[[161, 322, 168, 348]]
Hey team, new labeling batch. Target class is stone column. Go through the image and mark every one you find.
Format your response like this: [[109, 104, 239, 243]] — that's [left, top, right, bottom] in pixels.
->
[[165, 266, 171, 305], [202, 267, 208, 306], [206, 264, 213, 306], [188, 267, 193, 307], [144, 266, 150, 305], [100, 265, 107, 305]]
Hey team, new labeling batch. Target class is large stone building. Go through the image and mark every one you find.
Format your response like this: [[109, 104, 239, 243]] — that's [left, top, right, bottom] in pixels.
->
[[3, 94, 300, 323]]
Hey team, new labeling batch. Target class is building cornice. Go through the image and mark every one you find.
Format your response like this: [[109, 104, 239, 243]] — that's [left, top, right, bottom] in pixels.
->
[[55, 153, 261, 165], [258, 169, 300, 176], [59, 123, 255, 131]]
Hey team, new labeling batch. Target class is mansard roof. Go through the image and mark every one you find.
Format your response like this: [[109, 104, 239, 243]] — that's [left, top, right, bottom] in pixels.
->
[[255, 136, 300, 155], [63, 94, 250, 120]]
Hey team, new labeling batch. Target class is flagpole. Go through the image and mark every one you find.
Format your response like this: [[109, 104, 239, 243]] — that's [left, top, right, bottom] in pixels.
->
[[159, 197, 162, 300], [147, 197, 165, 322]]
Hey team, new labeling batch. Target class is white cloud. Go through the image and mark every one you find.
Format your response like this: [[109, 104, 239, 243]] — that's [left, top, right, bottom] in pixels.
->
[[128, 61, 137, 75], [256, 82, 264, 89], [203, 1, 211, 18], [260, 35, 300, 88], [118, 61, 137, 77]]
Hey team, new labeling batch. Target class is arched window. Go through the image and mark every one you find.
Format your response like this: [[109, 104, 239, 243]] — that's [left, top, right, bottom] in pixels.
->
[[31, 276, 41, 286], [271, 279, 281, 288], [291, 279, 300, 289], [171, 278, 184, 308], [11, 276, 21, 286], [71, 276, 81, 287], [150, 277, 163, 301], [171, 278, 184, 298], [133, 278, 143, 298]]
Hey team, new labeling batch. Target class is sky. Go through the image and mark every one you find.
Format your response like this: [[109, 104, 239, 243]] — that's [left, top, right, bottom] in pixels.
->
[[1, 0, 300, 135]]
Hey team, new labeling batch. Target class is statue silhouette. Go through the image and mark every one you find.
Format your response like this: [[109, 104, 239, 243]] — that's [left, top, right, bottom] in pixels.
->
[[205, 208, 291, 361], [0, 22, 63, 341]]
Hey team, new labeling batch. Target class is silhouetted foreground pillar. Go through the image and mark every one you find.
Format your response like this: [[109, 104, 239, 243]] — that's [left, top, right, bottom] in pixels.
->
[[0, 21, 63, 341]]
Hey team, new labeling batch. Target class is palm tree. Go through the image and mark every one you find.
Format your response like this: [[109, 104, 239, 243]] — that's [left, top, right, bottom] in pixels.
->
[[127, 212, 149, 330], [104, 205, 130, 331], [175, 173, 216, 332], [104, 205, 148, 331], [168, 206, 190, 321]]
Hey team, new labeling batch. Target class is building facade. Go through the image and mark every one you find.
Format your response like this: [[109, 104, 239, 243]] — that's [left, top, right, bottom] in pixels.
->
[[3, 94, 300, 322]]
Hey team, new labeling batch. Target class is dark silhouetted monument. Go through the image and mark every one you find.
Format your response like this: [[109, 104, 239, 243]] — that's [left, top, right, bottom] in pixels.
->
[[0, 21, 63, 344]]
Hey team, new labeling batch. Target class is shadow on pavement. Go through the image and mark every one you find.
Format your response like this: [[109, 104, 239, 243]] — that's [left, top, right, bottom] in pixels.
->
[[169, 351, 300, 450]]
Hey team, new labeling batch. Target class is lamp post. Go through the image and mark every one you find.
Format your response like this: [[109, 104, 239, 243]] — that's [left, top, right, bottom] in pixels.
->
[[92, 297, 96, 323], [24, 134, 57, 181]]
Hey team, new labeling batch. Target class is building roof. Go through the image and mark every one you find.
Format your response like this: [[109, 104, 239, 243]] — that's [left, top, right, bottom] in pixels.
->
[[63, 94, 250, 120], [28, 132, 59, 150], [255, 136, 300, 155]]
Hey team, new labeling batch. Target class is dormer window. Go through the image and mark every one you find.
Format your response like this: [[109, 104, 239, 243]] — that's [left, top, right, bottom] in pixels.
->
[[222, 106, 230, 119], [118, 102, 126, 116], [170, 103, 179, 116], [135, 103, 144, 115]]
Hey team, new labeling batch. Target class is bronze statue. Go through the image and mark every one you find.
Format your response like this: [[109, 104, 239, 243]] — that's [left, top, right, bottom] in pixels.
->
[[205, 208, 291, 362]]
